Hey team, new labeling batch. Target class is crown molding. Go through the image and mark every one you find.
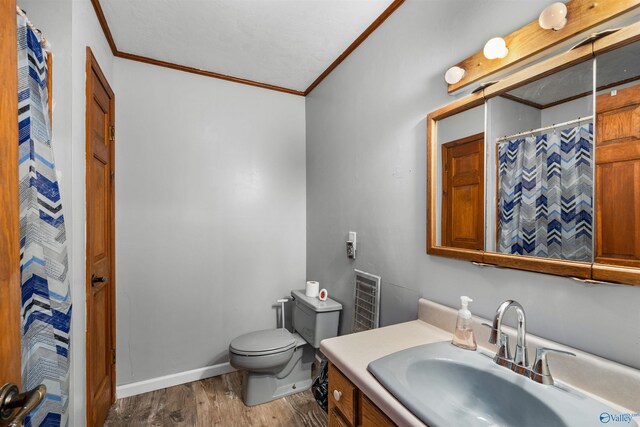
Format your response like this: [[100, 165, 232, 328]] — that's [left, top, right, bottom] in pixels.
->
[[114, 51, 306, 96], [304, 0, 404, 95], [90, 0, 404, 97]]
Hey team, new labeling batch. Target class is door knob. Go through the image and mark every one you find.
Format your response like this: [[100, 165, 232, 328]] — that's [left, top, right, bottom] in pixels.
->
[[91, 274, 107, 286], [0, 383, 46, 427]]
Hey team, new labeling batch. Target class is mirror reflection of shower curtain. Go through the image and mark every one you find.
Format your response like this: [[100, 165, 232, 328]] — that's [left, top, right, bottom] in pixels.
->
[[17, 13, 71, 427], [497, 124, 593, 262]]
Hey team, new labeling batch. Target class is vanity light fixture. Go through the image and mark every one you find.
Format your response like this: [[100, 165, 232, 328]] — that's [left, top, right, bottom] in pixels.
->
[[483, 37, 508, 60], [539, 2, 568, 31], [445, 66, 465, 84]]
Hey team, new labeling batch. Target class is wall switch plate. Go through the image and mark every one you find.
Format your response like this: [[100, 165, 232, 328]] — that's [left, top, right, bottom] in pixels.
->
[[347, 231, 356, 259]]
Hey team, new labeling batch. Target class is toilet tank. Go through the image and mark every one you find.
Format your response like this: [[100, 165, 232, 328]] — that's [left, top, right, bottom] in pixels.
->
[[291, 289, 342, 348]]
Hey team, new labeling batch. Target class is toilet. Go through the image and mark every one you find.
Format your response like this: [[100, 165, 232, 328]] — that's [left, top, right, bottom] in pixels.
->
[[229, 289, 342, 406]]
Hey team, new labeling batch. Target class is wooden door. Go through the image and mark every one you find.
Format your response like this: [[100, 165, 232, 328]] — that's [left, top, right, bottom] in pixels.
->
[[86, 47, 116, 426], [0, 0, 22, 389], [442, 133, 485, 250], [595, 84, 640, 268]]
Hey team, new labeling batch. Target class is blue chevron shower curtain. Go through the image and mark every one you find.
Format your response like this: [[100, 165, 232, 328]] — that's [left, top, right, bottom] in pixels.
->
[[497, 124, 593, 262], [17, 13, 71, 427]]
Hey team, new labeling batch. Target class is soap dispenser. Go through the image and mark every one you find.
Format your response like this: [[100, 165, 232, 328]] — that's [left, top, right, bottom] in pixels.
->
[[452, 296, 477, 350]]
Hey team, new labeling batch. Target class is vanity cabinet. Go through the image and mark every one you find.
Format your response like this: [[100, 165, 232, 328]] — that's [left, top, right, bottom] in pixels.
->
[[328, 362, 396, 427]]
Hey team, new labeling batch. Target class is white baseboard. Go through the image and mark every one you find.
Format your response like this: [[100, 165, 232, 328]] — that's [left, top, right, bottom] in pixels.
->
[[116, 362, 236, 399]]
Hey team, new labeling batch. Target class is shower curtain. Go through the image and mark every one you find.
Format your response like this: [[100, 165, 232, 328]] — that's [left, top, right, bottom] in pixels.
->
[[18, 13, 71, 427], [497, 124, 593, 262]]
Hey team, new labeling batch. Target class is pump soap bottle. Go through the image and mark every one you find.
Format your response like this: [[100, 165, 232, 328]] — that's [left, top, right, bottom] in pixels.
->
[[452, 296, 477, 350]]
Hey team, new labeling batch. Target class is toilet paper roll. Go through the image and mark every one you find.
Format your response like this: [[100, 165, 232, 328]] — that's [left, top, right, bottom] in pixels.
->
[[305, 281, 319, 298]]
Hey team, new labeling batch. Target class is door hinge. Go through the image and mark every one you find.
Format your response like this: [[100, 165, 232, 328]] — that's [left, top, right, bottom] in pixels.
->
[[110, 171, 115, 184], [111, 349, 116, 365], [109, 126, 115, 142]]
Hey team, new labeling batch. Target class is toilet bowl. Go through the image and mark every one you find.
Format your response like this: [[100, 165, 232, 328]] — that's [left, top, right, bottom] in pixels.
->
[[229, 328, 297, 373], [230, 329, 313, 406], [229, 289, 342, 406]]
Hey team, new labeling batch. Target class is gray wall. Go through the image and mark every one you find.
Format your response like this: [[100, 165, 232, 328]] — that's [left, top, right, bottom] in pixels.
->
[[114, 59, 306, 385], [306, 0, 640, 369]]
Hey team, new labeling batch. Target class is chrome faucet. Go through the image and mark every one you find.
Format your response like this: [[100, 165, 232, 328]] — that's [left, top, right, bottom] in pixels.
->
[[529, 347, 576, 385], [485, 300, 575, 384], [489, 300, 529, 370]]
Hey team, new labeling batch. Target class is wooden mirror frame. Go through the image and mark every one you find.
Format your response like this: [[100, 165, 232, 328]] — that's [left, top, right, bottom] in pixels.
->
[[427, 20, 640, 286]]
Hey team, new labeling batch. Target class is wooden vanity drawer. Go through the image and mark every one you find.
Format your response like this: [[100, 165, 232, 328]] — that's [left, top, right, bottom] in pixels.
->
[[328, 408, 351, 427], [328, 362, 357, 426], [359, 394, 396, 427]]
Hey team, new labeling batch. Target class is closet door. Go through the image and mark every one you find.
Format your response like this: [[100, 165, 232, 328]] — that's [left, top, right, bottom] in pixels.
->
[[86, 48, 116, 426], [442, 133, 485, 250], [595, 84, 640, 267]]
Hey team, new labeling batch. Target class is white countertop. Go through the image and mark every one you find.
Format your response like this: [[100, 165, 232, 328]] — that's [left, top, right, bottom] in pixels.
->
[[322, 319, 450, 426], [320, 298, 640, 427]]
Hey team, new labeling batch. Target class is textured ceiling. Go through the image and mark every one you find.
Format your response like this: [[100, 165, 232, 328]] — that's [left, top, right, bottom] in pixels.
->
[[100, 0, 395, 91]]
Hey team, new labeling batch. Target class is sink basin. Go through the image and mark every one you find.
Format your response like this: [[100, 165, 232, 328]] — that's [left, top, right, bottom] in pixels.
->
[[368, 341, 631, 427]]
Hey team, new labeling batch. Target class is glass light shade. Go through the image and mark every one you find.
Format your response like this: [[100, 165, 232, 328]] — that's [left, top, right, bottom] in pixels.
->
[[445, 66, 465, 84], [539, 2, 568, 31], [483, 37, 508, 60]]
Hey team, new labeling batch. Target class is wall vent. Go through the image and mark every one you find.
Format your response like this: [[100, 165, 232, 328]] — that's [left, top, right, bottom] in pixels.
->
[[352, 269, 381, 333]]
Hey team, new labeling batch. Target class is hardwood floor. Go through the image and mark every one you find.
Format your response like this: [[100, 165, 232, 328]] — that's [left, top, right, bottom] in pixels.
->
[[104, 371, 328, 426]]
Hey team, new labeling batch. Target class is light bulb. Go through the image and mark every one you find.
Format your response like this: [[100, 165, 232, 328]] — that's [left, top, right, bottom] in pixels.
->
[[483, 37, 508, 60], [445, 66, 465, 84], [539, 2, 568, 31]]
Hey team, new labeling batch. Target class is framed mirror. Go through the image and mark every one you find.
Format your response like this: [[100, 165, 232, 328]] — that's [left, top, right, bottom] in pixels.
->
[[427, 20, 640, 286]]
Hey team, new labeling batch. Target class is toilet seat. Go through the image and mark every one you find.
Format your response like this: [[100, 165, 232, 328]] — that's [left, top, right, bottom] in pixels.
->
[[229, 328, 296, 356]]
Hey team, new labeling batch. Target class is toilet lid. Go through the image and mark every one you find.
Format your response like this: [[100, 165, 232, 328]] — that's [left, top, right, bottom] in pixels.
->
[[229, 328, 296, 356]]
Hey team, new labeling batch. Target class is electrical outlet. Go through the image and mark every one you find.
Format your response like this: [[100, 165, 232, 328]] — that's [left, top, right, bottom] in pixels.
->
[[346, 241, 355, 258]]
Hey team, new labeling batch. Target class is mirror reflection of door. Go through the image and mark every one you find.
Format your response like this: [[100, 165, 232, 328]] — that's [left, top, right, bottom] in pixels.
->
[[593, 39, 640, 268], [441, 133, 485, 250], [435, 105, 485, 250]]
